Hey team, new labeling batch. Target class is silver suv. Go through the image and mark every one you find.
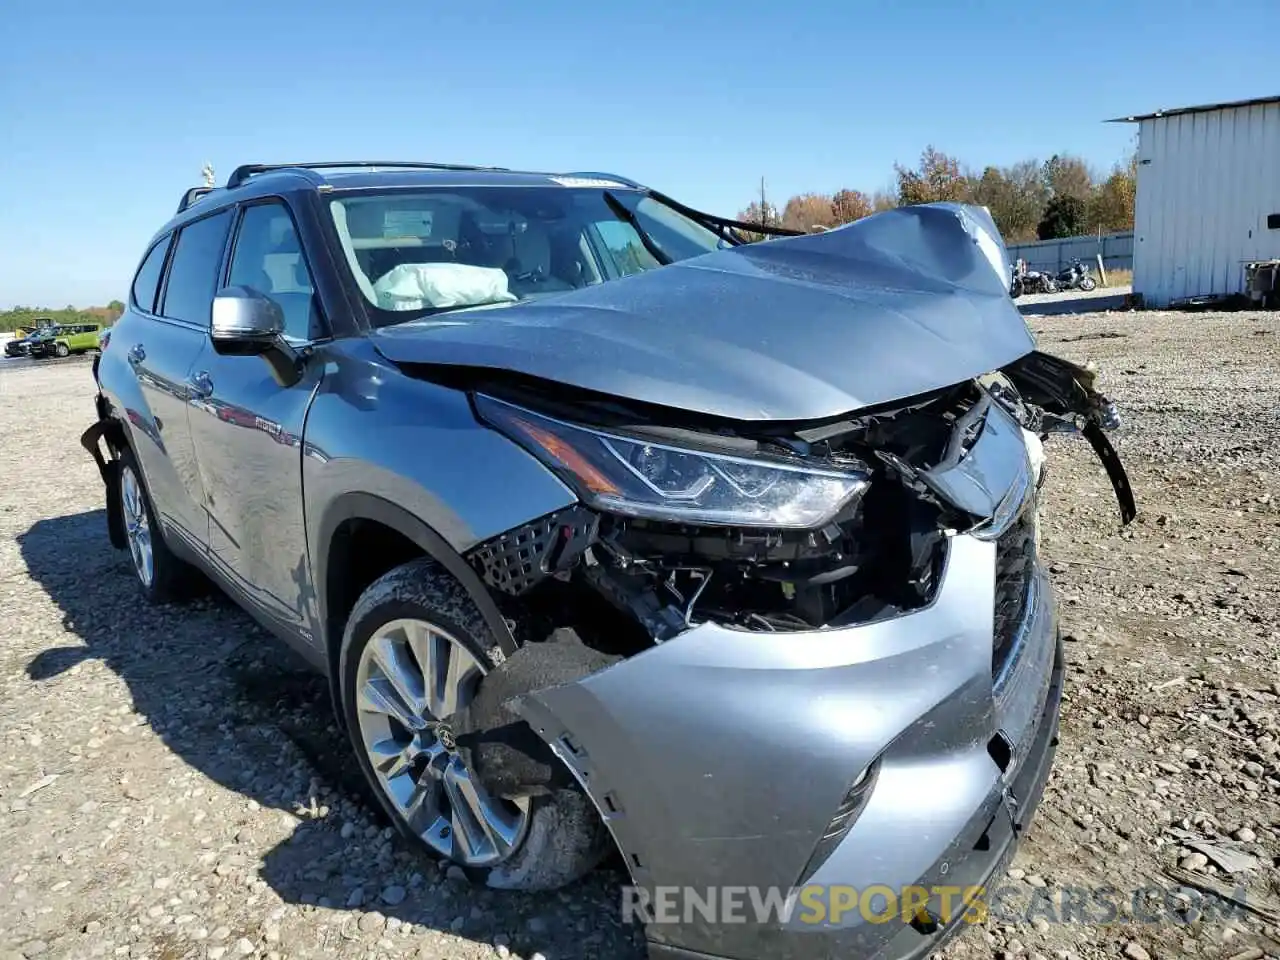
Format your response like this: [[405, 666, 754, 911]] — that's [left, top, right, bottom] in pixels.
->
[[82, 161, 1133, 960]]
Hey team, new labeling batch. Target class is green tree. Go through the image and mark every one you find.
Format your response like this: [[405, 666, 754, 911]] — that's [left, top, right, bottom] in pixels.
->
[[1043, 154, 1095, 203], [736, 200, 781, 242], [971, 161, 1048, 242], [781, 193, 837, 232], [895, 146, 969, 206], [1088, 152, 1138, 233], [1037, 194, 1088, 240], [831, 189, 873, 224], [871, 190, 898, 213], [0, 304, 123, 334]]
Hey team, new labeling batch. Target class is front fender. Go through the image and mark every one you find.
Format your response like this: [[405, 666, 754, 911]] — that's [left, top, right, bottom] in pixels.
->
[[301, 338, 578, 684], [301, 340, 577, 554], [312, 491, 520, 657]]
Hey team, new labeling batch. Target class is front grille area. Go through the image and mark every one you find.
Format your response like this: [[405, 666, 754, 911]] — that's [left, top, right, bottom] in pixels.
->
[[468, 506, 598, 596], [992, 499, 1037, 679]]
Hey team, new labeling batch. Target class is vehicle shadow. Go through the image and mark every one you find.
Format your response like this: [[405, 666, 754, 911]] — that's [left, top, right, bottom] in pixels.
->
[[20, 509, 644, 959]]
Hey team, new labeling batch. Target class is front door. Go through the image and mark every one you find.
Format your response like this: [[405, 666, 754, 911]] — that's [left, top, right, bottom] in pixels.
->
[[187, 199, 327, 645]]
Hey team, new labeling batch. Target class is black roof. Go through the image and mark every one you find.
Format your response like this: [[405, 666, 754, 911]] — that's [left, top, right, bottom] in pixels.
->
[[175, 162, 646, 215], [160, 160, 797, 245], [1108, 94, 1280, 123]]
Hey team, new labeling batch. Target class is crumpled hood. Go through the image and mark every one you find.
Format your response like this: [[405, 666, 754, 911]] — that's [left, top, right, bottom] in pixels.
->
[[371, 202, 1035, 422]]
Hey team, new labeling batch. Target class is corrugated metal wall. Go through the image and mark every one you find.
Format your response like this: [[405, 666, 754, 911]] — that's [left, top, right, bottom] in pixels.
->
[[1005, 232, 1133, 275], [1134, 102, 1280, 306]]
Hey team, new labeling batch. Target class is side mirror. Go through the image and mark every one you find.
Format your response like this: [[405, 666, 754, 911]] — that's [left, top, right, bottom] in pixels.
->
[[210, 286, 302, 387], [211, 286, 285, 354]]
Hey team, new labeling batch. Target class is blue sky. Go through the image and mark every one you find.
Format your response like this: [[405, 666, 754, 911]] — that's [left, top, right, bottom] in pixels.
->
[[1, 0, 1276, 307]]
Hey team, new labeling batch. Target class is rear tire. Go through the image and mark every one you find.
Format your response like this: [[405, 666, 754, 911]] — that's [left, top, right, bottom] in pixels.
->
[[339, 558, 611, 891], [116, 445, 201, 603]]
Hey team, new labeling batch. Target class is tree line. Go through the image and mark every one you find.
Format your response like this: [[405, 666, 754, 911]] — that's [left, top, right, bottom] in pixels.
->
[[0, 302, 124, 334], [738, 145, 1138, 244]]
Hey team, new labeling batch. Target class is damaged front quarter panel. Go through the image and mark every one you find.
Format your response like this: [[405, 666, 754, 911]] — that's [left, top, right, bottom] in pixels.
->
[[372, 202, 1037, 423], [429, 203, 1135, 958], [452, 351, 1131, 958], [502, 534, 1020, 960]]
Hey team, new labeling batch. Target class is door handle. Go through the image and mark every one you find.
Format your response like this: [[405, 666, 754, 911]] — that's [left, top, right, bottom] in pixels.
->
[[127, 344, 146, 365], [187, 371, 214, 400]]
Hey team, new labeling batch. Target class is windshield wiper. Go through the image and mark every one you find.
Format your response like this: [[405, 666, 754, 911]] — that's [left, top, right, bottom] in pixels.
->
[[423, 298, 518, 316], [602, 191, 672, 266], [642, 189, 805, 243]]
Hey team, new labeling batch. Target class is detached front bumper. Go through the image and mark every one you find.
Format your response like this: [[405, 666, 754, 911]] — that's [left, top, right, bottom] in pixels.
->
[[513, 531, 1062, 960]]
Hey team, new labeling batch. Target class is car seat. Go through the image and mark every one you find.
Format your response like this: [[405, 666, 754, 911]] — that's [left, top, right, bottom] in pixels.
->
[[505, 225, 576, 295]]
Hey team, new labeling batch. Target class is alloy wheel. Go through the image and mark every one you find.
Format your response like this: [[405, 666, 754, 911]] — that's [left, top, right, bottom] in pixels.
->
[[354, 618, 530, 868], [120, 465, 154, 587]]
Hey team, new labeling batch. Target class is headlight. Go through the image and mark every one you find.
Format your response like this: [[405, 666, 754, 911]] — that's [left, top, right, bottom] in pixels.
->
[[475, 395, 870, 528]]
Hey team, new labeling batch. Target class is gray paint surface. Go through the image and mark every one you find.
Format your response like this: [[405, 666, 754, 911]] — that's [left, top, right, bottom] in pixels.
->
[[515, 536, 1060, 960], [300, 339, 577, 557], [93, 180, 1064, 960]]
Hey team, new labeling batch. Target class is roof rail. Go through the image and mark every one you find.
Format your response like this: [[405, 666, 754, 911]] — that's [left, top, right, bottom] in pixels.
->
[[177, 186, 216, 214], [561, 171, 644, 188], [225, 161, 509, 189]]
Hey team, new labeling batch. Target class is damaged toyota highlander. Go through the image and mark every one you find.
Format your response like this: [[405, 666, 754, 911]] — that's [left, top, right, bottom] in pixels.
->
[[82, 162, 1134, 960]]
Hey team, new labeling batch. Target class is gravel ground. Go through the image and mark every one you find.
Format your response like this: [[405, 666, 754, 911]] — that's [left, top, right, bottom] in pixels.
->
[[1, 311, 1278, 960]]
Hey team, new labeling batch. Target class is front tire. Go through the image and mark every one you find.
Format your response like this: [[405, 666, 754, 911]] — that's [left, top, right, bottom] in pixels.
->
[[54, 342, 69, 358], [339, 558, 610, 891], [1080, 276, 1097, 292], [116, 446, 200, 603]]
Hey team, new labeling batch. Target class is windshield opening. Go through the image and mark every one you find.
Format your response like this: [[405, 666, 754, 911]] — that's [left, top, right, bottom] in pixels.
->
[[328, 186, 727, 325]]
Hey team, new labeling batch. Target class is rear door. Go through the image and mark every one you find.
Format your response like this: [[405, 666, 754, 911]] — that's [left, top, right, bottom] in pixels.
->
[[123, 211, 232, 555], [187, 198, 327, 643]]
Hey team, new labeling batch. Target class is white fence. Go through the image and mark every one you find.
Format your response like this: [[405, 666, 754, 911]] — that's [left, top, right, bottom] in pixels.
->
[[1005, 231, 1133, 276]]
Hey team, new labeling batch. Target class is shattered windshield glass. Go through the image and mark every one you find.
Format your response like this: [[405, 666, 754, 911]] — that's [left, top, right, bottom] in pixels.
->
[[328, 187, 725, 325]]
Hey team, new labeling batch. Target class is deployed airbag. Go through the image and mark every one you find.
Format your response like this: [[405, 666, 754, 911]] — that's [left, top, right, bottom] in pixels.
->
[[372, 262, 518, 312]]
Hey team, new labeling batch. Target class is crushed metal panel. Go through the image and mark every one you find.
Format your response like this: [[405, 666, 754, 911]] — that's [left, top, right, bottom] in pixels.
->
[[918, 396, 1034, 541], [373, 203, 1036, 422], [506, 535, 1007, 958]]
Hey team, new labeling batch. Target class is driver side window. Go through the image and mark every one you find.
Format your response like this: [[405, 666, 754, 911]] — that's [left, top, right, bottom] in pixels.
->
[[227, 202, 322, 341]]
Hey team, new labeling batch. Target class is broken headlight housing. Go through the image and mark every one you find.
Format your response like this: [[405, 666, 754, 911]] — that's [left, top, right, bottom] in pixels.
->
[[475, 395, 870, 529]]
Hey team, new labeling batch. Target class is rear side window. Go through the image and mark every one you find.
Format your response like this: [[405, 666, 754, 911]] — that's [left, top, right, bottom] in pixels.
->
[[161, 210, 233, 325], [131, 236, 171, 313]]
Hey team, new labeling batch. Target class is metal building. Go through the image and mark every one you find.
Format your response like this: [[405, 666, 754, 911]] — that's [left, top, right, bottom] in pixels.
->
[[1113, 95, 1280, 307]]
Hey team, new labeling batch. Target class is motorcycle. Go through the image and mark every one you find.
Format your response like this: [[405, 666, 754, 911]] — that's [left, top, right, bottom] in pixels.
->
[[1054, 258, 1098, 292], [1009, 261, 1057, 297]]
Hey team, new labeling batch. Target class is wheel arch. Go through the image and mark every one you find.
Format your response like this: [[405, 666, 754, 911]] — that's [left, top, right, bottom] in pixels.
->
[[315, 492, 518, 725]]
